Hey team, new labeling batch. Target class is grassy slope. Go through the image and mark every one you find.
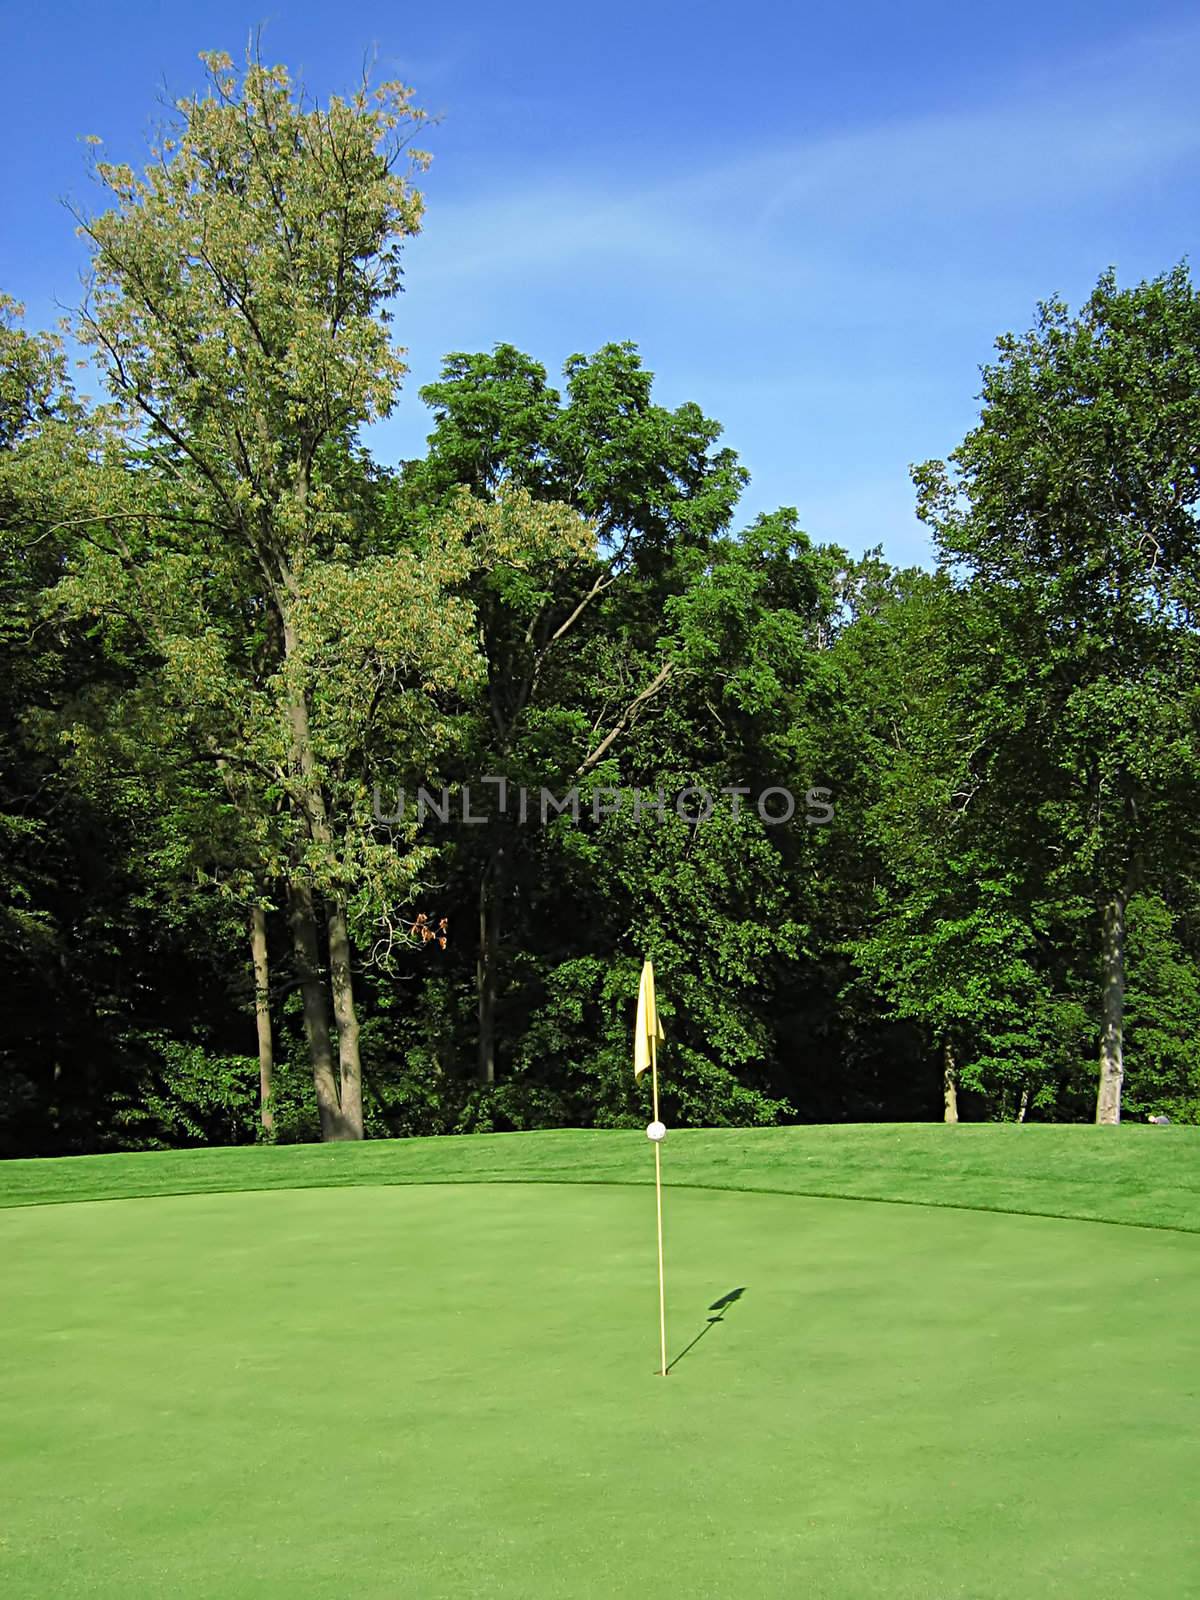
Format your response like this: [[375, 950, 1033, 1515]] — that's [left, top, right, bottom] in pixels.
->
[[2, 1122, 1199, 1231]]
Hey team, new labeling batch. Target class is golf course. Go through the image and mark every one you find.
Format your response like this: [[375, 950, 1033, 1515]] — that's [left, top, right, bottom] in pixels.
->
[[3, 1124, 1197, 1599], [6, 14, 1200, 1599]]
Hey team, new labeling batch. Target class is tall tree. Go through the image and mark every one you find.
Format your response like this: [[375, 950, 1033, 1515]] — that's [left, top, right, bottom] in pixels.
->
[[395, 343, 746, 1083], [915, 267, 1200, 1124], [64, 47, 456, 1138]]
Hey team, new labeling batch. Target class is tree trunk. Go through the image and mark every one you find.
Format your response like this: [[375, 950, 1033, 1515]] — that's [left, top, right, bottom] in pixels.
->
[[477, 871, 497, 1086], [287, 880, 349, 1140], [327, 899, 364, 1139], [476, 839, 504, 1084], [278, 600, 363, 1139], [942, 1038, 959, 1124], [250, 904, 274, 1136], [1017, 1082, 1030, 1124], [1096, 889, 1127, 1125]]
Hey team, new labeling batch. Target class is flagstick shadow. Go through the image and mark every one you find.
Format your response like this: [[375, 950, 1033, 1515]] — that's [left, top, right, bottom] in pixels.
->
[[666, 1287, 747, 1372]]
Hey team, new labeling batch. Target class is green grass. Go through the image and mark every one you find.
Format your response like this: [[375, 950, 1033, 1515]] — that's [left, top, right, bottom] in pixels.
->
[[3, 1126, 1199, 1598], [4, 1122, 1200, 1230]]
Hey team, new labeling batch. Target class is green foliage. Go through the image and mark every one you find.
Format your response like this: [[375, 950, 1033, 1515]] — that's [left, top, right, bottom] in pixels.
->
[[109, 1039, 260, 1149], [1123, 894, 1200, 1123], [4, 47, 1200, 1149]]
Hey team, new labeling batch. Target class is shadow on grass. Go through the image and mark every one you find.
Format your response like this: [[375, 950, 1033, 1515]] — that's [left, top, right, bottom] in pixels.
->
[[668, 1286, 747, 1372]]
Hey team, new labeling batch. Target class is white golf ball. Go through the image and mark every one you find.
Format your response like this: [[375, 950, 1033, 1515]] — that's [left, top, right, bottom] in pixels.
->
[[646, 1120, 666, 1142]]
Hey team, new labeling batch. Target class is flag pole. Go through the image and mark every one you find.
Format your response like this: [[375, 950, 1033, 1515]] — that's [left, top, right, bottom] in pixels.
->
[[651, 1030, 668, 1376]]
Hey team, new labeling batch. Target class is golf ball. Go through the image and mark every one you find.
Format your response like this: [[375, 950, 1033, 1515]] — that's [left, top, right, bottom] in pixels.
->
[[646, 1120, 666, 1142]]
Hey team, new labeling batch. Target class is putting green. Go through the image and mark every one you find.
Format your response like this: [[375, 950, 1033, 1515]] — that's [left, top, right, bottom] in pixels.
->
[[3, 1181, 1197, 1598]]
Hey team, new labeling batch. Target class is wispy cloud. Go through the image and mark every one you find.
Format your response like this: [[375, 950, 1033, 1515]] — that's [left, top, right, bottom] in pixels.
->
[[369, 20, 1200, 563], [405, 19, 1200, 307]]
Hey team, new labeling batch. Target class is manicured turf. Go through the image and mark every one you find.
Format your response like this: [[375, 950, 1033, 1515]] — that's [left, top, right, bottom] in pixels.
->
[[3, 1128, 1199, 1597], [4, 1122, 1200, 1231]]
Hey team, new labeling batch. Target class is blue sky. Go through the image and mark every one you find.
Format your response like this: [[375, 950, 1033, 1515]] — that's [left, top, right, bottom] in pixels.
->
[[2, 1, 1198, 565]]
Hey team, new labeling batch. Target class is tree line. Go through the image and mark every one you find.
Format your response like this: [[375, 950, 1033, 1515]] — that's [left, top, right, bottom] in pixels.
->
[[2, 49, 1198, 1155]]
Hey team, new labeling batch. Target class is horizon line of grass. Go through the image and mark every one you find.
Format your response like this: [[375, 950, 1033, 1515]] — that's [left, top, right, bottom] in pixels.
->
[[3, 1122, 1199, 1234]]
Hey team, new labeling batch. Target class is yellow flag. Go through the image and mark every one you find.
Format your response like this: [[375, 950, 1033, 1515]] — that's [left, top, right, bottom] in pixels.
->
[[634, 958, 665, 1077]]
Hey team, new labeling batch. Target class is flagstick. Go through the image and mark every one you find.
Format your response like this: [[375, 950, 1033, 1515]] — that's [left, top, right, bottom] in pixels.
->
[[651, 1033, 668, 1376]]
